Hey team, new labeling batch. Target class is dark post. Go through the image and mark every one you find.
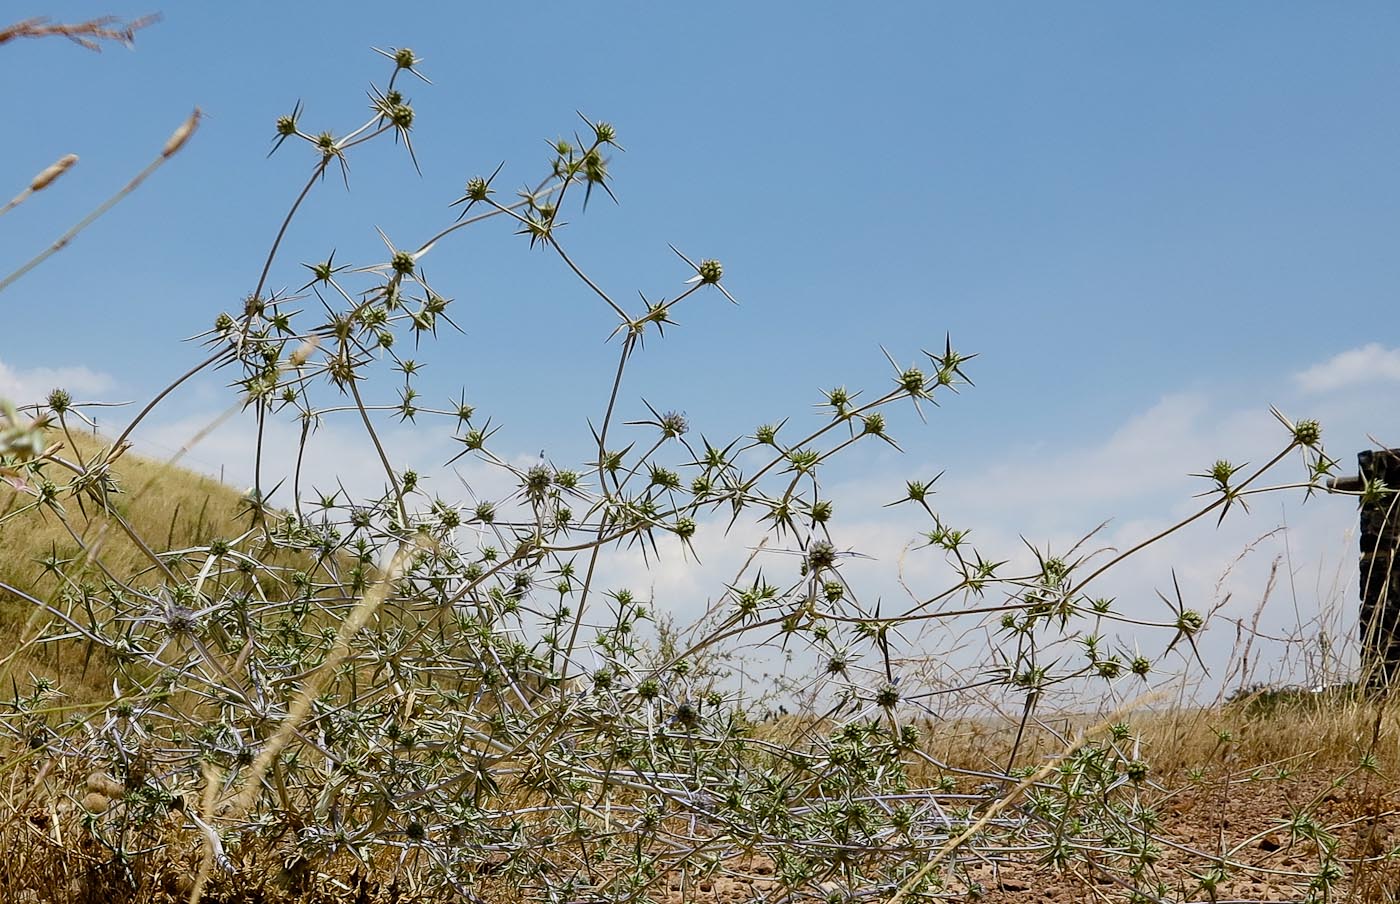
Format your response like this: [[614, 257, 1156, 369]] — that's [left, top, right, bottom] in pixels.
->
[[1331, 449, 1400, 689]]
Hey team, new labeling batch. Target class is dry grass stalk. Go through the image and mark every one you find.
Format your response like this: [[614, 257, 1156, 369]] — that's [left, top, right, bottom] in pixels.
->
[[0, 15, 160, 51]]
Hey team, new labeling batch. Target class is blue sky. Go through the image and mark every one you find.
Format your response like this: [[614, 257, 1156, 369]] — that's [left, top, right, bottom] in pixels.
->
[[4, 3, 1398, 693]]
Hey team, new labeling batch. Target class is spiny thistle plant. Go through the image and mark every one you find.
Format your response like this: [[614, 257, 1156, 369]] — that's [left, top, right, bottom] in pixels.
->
[[0, 46, 1377, 904]]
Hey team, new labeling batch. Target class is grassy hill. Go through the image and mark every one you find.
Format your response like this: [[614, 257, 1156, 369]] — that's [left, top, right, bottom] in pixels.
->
[[0, 431, 249, 700]]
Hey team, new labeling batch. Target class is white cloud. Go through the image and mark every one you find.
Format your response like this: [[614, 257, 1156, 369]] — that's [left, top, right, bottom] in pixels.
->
[[1294, 343, 1400, 394], [0, 357, 115, 406], [835, 393, 1314, 542], [808, 379, 1378, 702], [135, 405, 510, 505]]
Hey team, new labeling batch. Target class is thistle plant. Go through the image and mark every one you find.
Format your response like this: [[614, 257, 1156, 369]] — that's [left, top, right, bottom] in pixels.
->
[[0, 46, 1381, 904]]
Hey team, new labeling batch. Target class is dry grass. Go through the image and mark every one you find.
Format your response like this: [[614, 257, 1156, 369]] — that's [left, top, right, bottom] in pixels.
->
[[1138, 691, 1395, 776], [766, 690, 1398, 789]]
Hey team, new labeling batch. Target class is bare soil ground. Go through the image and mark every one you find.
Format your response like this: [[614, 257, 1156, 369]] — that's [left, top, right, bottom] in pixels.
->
[[638, 769, 1400, 904], [976, 770, 1399, 903]]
